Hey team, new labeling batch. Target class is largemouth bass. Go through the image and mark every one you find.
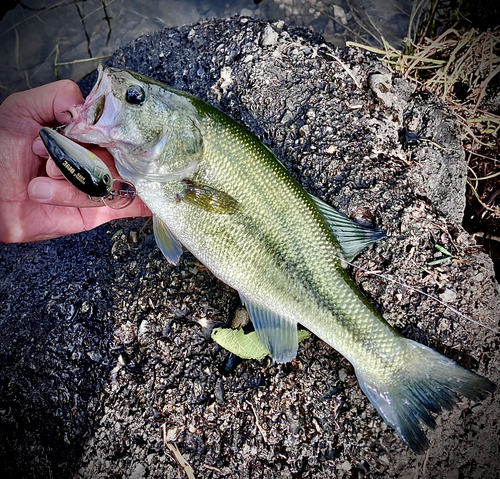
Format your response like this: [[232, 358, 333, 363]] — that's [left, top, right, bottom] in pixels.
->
[[63, 64, 495, 453]]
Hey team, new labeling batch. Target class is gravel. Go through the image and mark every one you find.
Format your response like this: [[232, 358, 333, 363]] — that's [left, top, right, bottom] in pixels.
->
[[1, 17, 498, 479]]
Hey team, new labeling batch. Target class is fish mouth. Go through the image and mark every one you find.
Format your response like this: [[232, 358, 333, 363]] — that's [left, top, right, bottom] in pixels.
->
[[64, 64, 122, 144], [91, 96, 106, 125]]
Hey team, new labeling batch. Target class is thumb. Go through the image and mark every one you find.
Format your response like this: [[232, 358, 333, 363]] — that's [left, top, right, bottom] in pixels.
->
[[4, 80, 84, 127]]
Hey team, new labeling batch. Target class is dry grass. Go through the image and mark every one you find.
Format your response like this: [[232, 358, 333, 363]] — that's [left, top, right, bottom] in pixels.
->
[[347, 26, 500, 251]]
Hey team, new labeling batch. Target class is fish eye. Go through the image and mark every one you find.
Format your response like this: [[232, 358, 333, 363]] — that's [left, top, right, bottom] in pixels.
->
[[126, 85, 145, 105], [103, 174, 111, 185]]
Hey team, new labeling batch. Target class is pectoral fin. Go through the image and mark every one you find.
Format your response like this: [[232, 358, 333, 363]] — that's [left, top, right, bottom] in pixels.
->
[[153, 214, 183, 265], [308, 193, 386, 262], [240, 294, 298, 363], [181, 180, 239, 214]]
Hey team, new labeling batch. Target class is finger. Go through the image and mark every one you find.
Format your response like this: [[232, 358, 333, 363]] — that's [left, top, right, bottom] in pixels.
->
[[46, 159, 65, 179], [28, 177, 106, 208], [9, 80, 83, 126], [29, 176, 152, 219], [32, 137, 49, 158], [52, 80, 84, 124], [103, 197, 152, 221], [78, 199, 152, 233]]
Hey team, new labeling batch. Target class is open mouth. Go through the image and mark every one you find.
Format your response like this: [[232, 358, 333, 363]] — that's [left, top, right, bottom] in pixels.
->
[[85, 65, 113, 127], [92, 96, 105, 125], [64, 64, 121, 142]]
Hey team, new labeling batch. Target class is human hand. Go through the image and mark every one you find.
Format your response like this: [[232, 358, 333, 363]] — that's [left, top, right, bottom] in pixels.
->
[[0, 80, 151, 243]]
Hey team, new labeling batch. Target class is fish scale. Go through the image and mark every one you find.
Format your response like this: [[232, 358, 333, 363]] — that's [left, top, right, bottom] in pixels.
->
[[132, 104, 401, 378], [63, 64, 495, 453]]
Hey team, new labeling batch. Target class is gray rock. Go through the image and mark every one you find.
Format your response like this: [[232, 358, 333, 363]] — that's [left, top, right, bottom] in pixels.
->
[[1, 16, 499, 479], [261, 24, 279, 46]]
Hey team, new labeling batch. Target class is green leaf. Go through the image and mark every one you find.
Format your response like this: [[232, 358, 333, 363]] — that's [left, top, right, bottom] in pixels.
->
[[427, 257, 450, 266], [298, 329, 312, 342], [211, 327, 311, 360], [211, 328, 270, 359], [111, 228, 123, 240], [435, 244, 453, 256]]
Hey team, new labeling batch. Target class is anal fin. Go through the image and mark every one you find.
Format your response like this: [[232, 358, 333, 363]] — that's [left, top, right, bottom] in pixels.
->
[[240, 294, 298, 363]]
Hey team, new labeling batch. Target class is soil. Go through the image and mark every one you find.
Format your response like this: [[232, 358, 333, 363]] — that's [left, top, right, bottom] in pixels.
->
[[0, 17, 499, 479]]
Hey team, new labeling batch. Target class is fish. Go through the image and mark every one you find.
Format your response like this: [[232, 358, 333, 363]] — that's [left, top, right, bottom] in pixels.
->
[[62, 64, 495, 453]]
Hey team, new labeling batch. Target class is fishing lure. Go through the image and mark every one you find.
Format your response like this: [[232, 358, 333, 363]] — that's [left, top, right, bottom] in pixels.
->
[[38, 127, 137, 209]]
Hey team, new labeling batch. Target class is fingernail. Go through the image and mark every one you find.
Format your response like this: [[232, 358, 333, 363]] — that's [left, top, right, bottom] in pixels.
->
[[30, 178, 53, 200], [32, 137, 48, 157]]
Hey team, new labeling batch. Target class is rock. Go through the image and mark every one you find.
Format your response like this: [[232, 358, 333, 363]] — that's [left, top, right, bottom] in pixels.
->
[[439, 289, 458, 303], [1, 16, 499, 479], [340, 460, 351, 471], [130, 463, 146, 479], [481, 71, 500, 113], [261, 24, 279, 46]]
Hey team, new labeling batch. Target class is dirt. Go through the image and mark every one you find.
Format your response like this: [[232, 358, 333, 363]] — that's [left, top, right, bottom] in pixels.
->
[[0, 17, 499, 479]]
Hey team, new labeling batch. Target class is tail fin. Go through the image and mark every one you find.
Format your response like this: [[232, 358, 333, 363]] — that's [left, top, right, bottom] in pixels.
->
[[355, 339, 496, 454]]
